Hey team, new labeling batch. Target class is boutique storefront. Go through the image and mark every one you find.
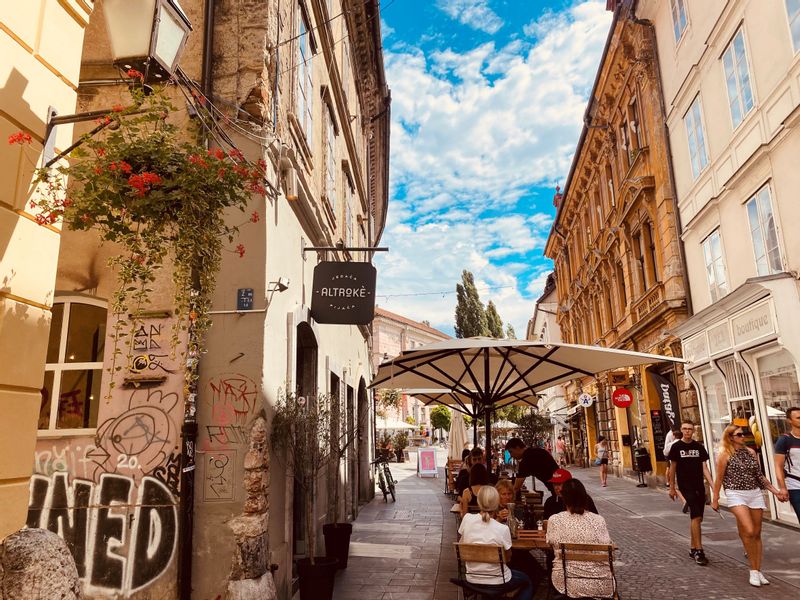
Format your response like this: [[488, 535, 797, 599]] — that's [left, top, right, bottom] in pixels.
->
[[675, 274, 800, 526]]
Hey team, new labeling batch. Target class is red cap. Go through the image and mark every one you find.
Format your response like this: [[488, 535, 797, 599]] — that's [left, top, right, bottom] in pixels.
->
[[548, 468, 573, 484]]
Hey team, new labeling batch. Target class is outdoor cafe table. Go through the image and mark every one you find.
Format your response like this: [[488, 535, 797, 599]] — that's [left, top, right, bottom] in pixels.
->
[[511, 531, 550, 550]]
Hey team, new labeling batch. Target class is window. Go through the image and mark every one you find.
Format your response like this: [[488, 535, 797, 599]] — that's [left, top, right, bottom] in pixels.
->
[[670, 0, 688, 42], [788, 0, 800, 52], [684, 96, 709, 179], [616, 261, 627, 311], [747, 185, 782, 276], [325, 105, 337, 211], [633, 232, 646, 296], [642, 221, 658, 288], [628, 97, 643, 150], [344, 174, 354, 248], [722, 29, 754, 129], [296, 9, 313, 143], [605, 165, 615, 208], [702, 229, 729, 302], [40, 298, 107, 431], [701, 370, 728, 453], [342, 40, 352, 103]]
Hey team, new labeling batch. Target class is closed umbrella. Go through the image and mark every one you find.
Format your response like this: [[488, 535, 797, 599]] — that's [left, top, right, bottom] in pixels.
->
[[448, 407, 468, 461], [370, 338, 684, 470]]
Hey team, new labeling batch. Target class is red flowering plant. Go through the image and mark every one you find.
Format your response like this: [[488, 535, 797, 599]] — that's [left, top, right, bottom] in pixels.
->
[[27, 83, 267, 377]]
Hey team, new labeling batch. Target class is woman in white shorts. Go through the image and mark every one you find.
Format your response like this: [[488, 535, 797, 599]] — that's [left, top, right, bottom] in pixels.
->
[[711, 425, 784, 588]]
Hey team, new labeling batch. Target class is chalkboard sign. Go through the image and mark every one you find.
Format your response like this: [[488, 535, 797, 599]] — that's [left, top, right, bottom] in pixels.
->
[[650, 409, 666, 462]]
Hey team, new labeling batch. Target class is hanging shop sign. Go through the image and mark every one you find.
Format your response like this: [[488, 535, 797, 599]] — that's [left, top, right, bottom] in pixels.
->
[[612, 387, 633, 408], [577, 393, 594, 408], [311, 261, 377, 324], [650, 409, 667, 462], [648, 369, 678, 432], [607, 370, 630, 386]]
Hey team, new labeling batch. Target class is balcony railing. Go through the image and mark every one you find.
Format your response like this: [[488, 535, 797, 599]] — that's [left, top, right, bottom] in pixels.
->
[[632, 284, 665, 323]]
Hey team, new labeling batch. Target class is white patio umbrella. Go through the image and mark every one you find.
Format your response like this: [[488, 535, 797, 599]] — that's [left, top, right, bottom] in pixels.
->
[[448, 407, 468, 460], [376, 417, 416, 430], [370, 337, 684, 468]]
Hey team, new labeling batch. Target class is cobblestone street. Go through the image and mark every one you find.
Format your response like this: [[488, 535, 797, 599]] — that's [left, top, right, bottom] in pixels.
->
[[333, 453, 798, 600]]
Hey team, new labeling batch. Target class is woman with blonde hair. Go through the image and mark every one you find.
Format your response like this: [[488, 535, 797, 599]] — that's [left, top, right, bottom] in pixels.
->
[[711, 424, 784, 587], [457, 486, 535, 599]]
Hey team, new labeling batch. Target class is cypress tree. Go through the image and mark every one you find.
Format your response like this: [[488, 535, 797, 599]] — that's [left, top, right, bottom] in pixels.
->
[[486, 301, 503, 338], [455, 270, 489, 338]]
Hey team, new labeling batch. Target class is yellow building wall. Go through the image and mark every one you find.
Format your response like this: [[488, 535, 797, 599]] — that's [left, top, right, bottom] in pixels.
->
[[0, 0, 92, 539]]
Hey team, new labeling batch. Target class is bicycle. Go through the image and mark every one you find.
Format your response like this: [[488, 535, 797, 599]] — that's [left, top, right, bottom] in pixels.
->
[[371, 454, 396, 502]]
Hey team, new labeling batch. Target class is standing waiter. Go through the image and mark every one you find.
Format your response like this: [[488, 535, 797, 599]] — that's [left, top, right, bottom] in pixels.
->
[[505, 438, 559, 497]]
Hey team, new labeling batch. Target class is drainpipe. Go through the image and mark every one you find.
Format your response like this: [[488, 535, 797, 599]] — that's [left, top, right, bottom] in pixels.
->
[[178, 3, 215, 599]]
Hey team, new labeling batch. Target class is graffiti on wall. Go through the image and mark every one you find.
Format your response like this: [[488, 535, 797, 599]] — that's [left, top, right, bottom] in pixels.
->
[[203, 450, 235, 501], [208, 374, 258, 426], [27, 472, 177, 595]]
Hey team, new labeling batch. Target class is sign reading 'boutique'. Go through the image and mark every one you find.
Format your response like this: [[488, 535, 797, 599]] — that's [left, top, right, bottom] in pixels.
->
[[311, 261, 377, 325]]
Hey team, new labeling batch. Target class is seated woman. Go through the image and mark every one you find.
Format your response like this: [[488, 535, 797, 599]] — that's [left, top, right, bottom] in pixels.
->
[[496, 479, 546, 589], [461, 463, 490, 517], [458, 486, 534, 600], [455, 455, 474, 499], [546, 479, 614, 599]]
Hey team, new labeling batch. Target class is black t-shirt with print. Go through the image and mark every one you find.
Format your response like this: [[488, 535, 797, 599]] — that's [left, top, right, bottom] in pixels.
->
[[667, 439, 709, 491]]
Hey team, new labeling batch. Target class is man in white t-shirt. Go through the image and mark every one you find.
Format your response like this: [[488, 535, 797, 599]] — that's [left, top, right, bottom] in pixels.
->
[[775, 406, 800, 521]]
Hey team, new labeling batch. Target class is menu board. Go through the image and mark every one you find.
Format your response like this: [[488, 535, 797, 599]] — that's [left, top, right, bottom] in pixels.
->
[[417, 448, 438, 478]]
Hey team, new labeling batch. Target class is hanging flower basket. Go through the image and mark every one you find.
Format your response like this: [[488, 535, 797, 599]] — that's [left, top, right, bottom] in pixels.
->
[[14, 77, 267, 388]]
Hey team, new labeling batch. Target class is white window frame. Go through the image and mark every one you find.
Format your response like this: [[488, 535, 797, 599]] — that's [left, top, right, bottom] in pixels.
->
[[722, 28, 755, 130], [670, 0, 688, 42], [41, 296, 107, 436], [296, 7, 313, 144], [702, 229, 729, 303], [746, 184, 783, 276], [786, 0, 800, 53], [684, 95, 709, 179]]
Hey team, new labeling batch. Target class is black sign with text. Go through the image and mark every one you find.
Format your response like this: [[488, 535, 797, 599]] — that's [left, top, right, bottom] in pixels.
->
[[650, 409, 667, 462], [311, 261, 377, 325], [648, 369, 678, 433]]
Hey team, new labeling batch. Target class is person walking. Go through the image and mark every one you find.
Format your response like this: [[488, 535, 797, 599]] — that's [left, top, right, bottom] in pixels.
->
[[505, 437, 559, 497], [711, 424, 786, 587], [458, 486, 535, 599], [555, 436, 567, 467], [774, 406, 800, 520], [595, 436, 609, 487], [667, 421, 713, 566]]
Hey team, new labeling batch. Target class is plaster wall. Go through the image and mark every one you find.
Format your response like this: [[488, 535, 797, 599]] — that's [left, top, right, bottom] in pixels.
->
[[0, 0, 92, 540], [639, 0, 800, 310]]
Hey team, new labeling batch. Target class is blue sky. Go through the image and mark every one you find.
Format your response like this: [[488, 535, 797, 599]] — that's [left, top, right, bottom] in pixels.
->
[[374, 0, 612, 336]]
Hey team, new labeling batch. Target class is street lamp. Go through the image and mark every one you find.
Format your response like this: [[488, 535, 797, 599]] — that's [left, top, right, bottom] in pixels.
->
[[103, 0, 193, 84], [43, 0, 193, 167]]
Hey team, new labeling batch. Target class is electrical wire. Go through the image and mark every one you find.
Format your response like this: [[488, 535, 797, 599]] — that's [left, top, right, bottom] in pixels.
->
[[377, 284, 516, 300]]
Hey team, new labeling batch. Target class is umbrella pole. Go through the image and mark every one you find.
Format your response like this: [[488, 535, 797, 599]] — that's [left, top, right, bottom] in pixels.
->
[[473, 418, 478, 448], [485, 404, 492, 472]]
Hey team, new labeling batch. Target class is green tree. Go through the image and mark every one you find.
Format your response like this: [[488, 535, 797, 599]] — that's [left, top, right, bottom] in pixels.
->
[[486, 301, 503, 338], [516, 409, 552, 447], [405, 415, 416, 425], [495, 405, 524, 424], [455, 270, 489, 338], [505, 324, 517, 339], [430, 405, 452, 432]]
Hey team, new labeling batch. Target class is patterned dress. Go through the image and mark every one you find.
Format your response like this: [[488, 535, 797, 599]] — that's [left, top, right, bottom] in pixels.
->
[[546, 511, 614, 598]]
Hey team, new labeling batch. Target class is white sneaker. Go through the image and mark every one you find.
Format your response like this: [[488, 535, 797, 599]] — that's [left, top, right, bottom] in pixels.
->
[[749, 570, 761, 587], [757, 572, 770, 585]]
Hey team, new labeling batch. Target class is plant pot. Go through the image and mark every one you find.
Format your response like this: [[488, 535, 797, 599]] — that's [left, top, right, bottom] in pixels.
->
[[395, 448, 404, 462], [323, 522, 353, 569], [297, 556, 338, 600]]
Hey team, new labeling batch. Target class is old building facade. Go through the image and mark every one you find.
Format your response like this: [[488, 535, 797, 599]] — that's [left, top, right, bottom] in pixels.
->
[[0, 0, 95, 540], [372, 307, 450, 436], [12, 1, 390, 598], [545, 0, 694, 482], [638, 0, 800, 527]]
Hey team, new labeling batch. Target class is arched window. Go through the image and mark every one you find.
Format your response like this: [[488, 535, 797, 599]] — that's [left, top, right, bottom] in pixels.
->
[[40, 296, 107, 432]]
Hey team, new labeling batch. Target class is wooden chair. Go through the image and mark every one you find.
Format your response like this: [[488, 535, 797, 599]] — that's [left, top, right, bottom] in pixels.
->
[[446, 459, 462, 497], [450, 543, 524, 599], [556, 542, 619, 600]]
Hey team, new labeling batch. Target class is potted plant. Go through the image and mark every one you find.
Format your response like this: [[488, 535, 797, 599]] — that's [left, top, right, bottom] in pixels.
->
[[393, 431, 408, 463], [321, 390, 367, 570], [271, 392, 339, 599]]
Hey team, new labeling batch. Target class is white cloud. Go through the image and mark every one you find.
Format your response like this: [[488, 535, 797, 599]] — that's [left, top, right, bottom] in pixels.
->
[[435, 0, 504, 35], [377, 1, 612, 336]]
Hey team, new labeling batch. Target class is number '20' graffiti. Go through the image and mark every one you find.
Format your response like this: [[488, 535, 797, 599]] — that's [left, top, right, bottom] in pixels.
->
[[27, 472, 177, 595]]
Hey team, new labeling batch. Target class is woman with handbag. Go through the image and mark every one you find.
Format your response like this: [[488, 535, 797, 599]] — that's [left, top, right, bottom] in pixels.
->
[[595, 436, 609, 487]]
